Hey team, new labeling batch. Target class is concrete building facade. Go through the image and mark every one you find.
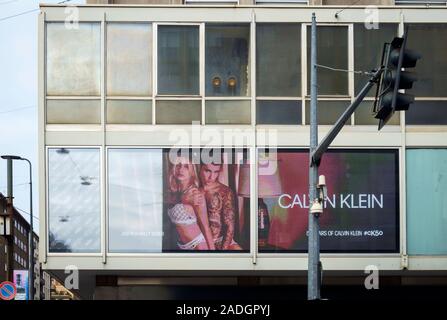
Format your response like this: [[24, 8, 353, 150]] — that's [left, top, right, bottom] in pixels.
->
[[38, 2, 447, 299]]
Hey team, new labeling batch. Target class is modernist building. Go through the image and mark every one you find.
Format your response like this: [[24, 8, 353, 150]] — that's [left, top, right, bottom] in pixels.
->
[[38, 1, 447, 299]]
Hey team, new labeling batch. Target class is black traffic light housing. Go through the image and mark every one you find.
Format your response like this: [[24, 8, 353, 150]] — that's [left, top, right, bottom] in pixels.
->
[[374, 28, 421, 130]]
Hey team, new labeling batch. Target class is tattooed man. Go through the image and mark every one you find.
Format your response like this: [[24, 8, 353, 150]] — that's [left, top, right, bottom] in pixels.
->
[[199, 161, 242, 250]]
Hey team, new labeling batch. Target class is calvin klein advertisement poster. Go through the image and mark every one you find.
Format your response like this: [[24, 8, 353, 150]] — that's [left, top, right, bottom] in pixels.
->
[[258, 149, 399, 253]]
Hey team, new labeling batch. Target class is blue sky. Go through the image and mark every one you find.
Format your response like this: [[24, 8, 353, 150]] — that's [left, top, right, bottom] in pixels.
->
[[0, 0, 84, 231]]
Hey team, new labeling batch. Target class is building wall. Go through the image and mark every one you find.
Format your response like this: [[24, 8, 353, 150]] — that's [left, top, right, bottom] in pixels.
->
[[0, 237, 6, 282], [0, 194, 39, 298], [39, 5, 447, 278]]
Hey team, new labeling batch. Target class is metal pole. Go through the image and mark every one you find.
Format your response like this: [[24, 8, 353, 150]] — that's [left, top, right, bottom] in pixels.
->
[[311, 68, 384, 166], [6, 159, 14, 283], [24, 159, 34, 300], [308, 12, 320, 300]]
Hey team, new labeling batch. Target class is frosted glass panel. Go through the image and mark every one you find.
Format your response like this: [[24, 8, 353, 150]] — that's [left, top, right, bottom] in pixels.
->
[[46, 23, 101, 96], [156, 100, 201, 124], [205, 100, 251, 124], [107, 100, 152, 124], [407, 149, 447, 255], [107, 23, 152, 96]]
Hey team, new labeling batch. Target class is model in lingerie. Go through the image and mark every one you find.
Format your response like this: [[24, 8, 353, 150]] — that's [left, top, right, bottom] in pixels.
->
[[166, 155, 215, 250]]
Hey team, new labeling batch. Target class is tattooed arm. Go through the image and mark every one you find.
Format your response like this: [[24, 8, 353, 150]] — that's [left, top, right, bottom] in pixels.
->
[[221, 186, 236, 250]]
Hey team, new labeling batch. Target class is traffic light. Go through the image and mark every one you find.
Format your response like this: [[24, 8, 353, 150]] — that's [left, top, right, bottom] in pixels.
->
[[374, 28, 421, 130]]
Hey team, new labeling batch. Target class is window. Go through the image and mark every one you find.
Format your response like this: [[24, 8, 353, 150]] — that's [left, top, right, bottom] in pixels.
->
[[407, 149, 447, 255], [106, 23, 153, 125], [305, 100, 351, 125], [256, 0, 307, 3], [406, 101, 447, 125], [205, 101, 251, 124], [354, 24, 397, 97], [395, 0, 447, 4], [259, 149, 399, 253], [107, 100, 152, 124], [156, 100, 201, 124], [307, 26, 348, 96], [108, 148, 250, 253], [355, 101, 399, 126], [158, 26, 200, 95], [46, 23, 101, 96], [107, 23, 152, 96], [205, 24, 250, 97], [257, 24, 301, 97], [185, 0, 237, 3], [108, 149, 163, 253], [48, 148, 101, 253], [46, 100, 101, 125], [406, 24, 447, 97], [257, 101, 302, 125]]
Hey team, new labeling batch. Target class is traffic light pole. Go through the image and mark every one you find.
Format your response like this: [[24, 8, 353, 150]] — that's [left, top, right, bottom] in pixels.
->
[[311, 67, 384, 167], [308, 22, 383, 297], [308, 12, 319, 300]]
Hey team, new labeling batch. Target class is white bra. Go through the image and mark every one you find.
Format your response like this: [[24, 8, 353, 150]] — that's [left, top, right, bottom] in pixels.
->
[[167, 203, 197, 225]]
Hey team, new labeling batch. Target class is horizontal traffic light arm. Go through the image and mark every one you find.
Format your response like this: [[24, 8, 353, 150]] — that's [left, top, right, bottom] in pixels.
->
[[311, 67, 384, 167]]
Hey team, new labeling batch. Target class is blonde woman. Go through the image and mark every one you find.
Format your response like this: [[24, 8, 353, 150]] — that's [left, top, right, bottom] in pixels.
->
[[167, 155, 215, 251]]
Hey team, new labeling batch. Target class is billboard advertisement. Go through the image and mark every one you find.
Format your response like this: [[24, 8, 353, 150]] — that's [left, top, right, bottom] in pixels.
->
[[108, 148, 250, 253], [258, 149, 399, 253]]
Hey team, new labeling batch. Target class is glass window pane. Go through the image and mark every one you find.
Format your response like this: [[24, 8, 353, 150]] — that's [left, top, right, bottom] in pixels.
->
[[48, 148, 101, 253], [305, 100, 349, 125], [256, 100, 302, 124], [46, 100, 101, 124], [46, 23, 101, 96], [156, 100, 201, 124], [158, 26, 199, 95], [107, 100, 152, 124], [354, 24, 397, 97], [108, 149, 163, 253], [407, 24, 447, 97], [307, 26, 348, 96], [205, 24, 250, 97], [405, 101, 447, 125], [257, 24, 301, 97], [107, 23, 152, 96], [407, 149, 447, 255], [355, 101, 399, 125], [205, 100, 251, 124]]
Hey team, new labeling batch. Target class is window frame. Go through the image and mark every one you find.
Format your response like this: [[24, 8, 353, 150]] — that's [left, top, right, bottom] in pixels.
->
[[46, 146, 104, 257]]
